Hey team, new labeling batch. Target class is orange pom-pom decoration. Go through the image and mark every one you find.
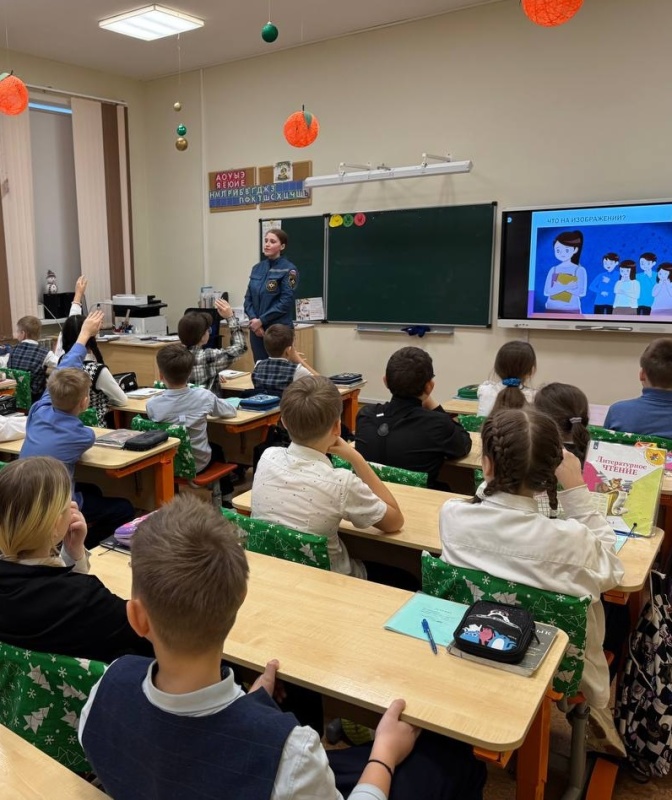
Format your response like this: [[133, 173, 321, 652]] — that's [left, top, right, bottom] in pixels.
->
[[283, 109, 319, 148], [522, 0, 583, 27], [0, 73, 29, 116]]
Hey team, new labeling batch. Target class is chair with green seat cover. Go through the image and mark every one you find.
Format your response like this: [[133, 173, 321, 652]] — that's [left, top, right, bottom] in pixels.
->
[[221, 508, 331, 570], [587, 425, 672, 452], [456, 414, 486, 433], [0, 642, 106, 773], [420, 553, 619, 800], [78, 407, 98, 426], [330, 454, 428, 488], [131, 414, 197, 479], [2, 367, 31, 411]]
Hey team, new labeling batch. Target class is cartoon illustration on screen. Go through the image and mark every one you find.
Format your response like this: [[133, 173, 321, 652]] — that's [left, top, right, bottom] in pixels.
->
[[543, 231, 587, 312], [589, 252, 619, 314], [652, 263, 672, 315], [613, 260, 640, 315], [637, 252, 657, 315]]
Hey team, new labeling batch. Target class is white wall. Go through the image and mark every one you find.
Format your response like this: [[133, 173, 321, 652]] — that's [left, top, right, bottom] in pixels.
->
[[139, 0, 672, 404]]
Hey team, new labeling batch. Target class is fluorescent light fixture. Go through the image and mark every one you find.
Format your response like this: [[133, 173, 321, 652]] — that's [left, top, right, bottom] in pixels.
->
[[304, 160, 473, 189], [99, 5, 204, 41]]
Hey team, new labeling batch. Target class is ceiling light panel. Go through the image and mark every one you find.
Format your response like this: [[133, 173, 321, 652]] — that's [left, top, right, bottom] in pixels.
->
[[99, 5, 204, 41]]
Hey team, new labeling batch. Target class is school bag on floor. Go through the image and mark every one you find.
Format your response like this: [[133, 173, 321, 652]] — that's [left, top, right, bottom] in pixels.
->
[[615, 568, 672, 780]]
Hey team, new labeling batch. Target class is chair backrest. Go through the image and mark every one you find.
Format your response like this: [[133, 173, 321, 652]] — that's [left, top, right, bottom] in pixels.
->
[[330, 454, 428, 488], [588, 425, 672, 452], [0, 642, 106, 773], [421, 552, 590, 697], [78, 407, 98, 427], [456, 413, 486, 433], [130, 414, 197, 479], [221, 508, 331, 570], [2, 367, 31, 411]]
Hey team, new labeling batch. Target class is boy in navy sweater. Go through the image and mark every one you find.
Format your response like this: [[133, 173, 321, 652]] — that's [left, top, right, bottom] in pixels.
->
[[79, 494, 484, 800], [21, 310, 134, 546], [604, 338, 672, 438]]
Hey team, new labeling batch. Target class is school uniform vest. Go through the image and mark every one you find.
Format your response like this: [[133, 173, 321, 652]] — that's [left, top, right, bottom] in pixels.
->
[[252, 358, 298, 395], [82, 656, 298, 800], [82, 361, 109, 426], [8, 341, 49, 398]]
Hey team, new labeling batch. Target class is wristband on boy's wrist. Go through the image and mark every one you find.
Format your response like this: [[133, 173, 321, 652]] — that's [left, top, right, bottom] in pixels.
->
[[366, 758, 394, 778]]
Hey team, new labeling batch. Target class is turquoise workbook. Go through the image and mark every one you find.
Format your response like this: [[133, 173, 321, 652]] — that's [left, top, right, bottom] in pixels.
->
[[384, 592, 468, 648]]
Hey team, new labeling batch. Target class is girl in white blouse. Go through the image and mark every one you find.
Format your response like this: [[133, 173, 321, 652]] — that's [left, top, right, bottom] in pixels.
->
[[476, 340, 536, 416], [439, 407, 625, 757]]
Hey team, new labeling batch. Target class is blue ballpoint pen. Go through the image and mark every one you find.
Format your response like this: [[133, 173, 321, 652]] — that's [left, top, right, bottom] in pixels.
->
[[422, 618, 438, 655]]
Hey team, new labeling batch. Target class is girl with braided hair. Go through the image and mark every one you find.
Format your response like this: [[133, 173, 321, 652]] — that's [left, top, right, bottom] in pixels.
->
[[439, 407, 626, 757]]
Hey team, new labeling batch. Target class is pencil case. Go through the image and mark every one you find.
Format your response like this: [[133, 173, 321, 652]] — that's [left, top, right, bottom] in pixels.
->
[[239, 394, 281, 410], [453, 600, 536, 664], [329, 373, 363, 385], [124, 430, 169, 450]]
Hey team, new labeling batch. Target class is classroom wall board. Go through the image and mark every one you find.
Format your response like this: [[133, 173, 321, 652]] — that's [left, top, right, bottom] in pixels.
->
[[326, 204, 496, 326]]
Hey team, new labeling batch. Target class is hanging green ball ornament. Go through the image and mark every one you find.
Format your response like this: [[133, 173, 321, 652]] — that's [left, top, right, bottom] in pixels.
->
[[261, 22, 278, 43], [173, 101, 182, 111], [177, 124, 187, 136], [175, 137, 188, 152]]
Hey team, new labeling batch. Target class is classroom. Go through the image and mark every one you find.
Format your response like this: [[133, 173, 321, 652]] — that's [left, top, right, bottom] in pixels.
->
[[0, 1, 671, 798]]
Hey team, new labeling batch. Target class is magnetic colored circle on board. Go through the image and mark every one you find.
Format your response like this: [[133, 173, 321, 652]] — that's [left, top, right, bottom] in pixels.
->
[[342, 214, 354, 227], [354, 213, 367, 227], [329, 214, 343, 228]]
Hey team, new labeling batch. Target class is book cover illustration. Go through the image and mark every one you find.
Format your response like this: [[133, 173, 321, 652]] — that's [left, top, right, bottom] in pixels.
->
[[583, 440, 665, 536]]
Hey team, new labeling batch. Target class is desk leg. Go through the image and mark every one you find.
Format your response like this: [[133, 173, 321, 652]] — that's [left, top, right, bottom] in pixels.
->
[[343, 389, 360, 433], [154, 453, 175, 507], [516, 690, 552, 800]]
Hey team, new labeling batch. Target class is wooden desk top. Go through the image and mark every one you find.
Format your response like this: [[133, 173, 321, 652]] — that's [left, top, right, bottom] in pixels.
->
[[98, 337, 168, 349], [89, 547, 567, 751], [442, 398, 479, 416], [221, 375, 366, 397], [235, 479, 659, 595], [119, 396, 281, 427], [0, 725, 103, 799], [234, 482, 467, 554], [0, 428, 179, 469], [450, 432, 482, 469]]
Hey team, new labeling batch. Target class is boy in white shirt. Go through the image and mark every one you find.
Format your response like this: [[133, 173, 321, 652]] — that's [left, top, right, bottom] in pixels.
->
[[252, 375, 404, 577]]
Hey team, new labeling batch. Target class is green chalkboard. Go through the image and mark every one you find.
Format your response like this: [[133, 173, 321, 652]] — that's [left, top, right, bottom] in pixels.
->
[[326, 204, 495, 326], [260, 216, 326, 302]]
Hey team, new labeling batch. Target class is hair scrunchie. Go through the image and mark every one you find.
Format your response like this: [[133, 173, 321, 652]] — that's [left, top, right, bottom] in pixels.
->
[[569, 416, 582, 424], [502, 377, 521, 387]]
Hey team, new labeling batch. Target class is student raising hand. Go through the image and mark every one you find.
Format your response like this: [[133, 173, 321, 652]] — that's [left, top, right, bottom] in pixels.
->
[[80, 309, 105, 341]]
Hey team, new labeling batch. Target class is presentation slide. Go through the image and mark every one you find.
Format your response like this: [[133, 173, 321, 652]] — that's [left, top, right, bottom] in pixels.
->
[[526, 203, 672, 322]]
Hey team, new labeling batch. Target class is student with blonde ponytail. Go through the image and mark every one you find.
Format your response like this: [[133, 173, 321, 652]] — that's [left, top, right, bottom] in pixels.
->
[[439, 407, 625, 757], [0, 457, 151, 662]]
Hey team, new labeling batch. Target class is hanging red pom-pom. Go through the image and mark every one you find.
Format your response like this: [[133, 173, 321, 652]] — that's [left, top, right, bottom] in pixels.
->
[[522, 0, 583, 27], [283, 108, 319, 148], [0, 73, 29, 116]]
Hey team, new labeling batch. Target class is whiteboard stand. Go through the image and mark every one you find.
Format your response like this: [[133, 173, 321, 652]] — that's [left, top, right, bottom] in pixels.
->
[[355, 324, 454, 335]]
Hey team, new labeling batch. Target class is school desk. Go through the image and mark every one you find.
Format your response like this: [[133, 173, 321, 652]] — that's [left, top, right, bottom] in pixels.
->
[[0, 429, 179, 508], [97, 338, 169, 387], [113, 396, 281, 466], [0, 724, 104, 799], [0, 378, 16, 393], [219, 376, 367, 431], [233, 482, 662, 597], [88, 546, 568, 800]]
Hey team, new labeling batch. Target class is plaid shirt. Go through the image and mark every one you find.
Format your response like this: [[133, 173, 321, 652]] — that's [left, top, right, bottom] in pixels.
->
[[252, 358, 298, 395], [8, 341, 50, 398], [189, 317, 247, 391]]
